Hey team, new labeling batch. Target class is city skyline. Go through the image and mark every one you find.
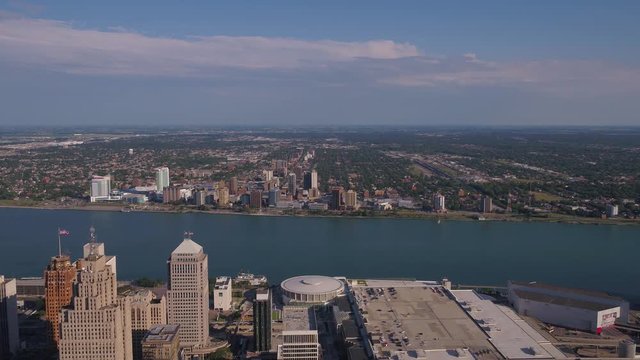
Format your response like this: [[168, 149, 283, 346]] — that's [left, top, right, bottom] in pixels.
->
[[1, 1, 640, 126]]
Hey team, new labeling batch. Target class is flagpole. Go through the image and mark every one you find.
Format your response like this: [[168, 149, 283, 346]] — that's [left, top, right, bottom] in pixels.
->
[[57, 228, 62, 257]]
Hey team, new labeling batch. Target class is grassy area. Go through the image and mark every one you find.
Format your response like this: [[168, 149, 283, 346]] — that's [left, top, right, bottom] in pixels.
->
[[530, 191, 563, 202]]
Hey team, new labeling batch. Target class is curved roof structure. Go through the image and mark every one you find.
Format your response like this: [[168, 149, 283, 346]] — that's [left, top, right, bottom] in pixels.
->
[[281, 275, 343, 298]]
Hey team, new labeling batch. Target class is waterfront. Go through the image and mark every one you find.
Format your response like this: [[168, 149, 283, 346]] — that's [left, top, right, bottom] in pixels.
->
[[1, 207, 639, 303]]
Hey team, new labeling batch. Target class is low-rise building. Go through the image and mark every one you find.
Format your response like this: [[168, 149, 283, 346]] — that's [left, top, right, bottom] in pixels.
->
[[213, 276, 233, 311], [508, 281, 629, 333], [141, 324, 181, 360]]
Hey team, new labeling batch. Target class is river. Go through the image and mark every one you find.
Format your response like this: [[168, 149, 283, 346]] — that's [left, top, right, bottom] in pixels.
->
[[0, 208, 638, 303]]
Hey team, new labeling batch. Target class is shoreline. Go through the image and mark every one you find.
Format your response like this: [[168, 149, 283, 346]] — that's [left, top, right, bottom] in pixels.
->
[[0, 202, 638, 226]]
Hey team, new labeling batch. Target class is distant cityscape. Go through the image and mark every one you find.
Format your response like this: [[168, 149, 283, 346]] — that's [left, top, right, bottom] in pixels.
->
[[1, 227, 639, 360], [0, 128, 638, 224]]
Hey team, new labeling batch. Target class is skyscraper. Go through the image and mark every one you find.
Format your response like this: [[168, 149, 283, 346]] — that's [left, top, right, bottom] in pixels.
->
[[345, 190, 357, 209], [433, 193, 446, 212], [59, 227, 133, 360], [119, 289, 167, 360], [44, 255, 76, 346], [250, 190, 262, 209], [253, 289, 272, 352], [155, 167, 170, 193], [229, 177, 238, 195], [90, 175, 111, 202], [167, 233, 209, 350], [0, 275, 19, 359], [287, 173, 297, 197], [268, 188, 279, 207], [217, 187, 230, 208], [330, 188, 343, 210], [303, 170, 318, 190], [480, 195, 492, 213]]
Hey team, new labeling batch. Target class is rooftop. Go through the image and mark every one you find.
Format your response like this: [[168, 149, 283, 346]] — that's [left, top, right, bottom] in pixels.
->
[[513, 289, 617, 312], [282, 306, 316, 332], [352, 281, 500, 359], [215, 276, 232, 289], [510, 281, 625, 302], [171, 239, 203, 255], [144, 324, 179, 344], [281, 275, 343, 295], [256, 289, 270, 301], [451, 290, 566, 360]]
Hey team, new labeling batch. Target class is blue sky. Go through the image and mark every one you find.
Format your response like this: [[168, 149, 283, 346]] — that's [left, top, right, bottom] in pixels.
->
[[1, 0, 639, 126]]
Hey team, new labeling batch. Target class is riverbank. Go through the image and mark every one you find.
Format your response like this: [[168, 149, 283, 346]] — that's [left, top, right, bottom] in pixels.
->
[[0, 200, 637, 226]]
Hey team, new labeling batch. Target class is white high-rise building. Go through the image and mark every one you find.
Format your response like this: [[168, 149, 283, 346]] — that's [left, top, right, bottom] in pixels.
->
[[263, 170, 273, 182], [90, 175, 111, 202], [433, 193, 446, 212], [310, 170, 318, 190], [167, 233, 209, 350], [156, 167, 170, 193], [0, 275, 19, 359], [59, 228, 133, 360]]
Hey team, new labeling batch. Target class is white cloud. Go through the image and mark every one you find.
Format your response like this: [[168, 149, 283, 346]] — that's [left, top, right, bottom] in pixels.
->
[[0, 16, 420, 75], [0, 15, 639, 97]]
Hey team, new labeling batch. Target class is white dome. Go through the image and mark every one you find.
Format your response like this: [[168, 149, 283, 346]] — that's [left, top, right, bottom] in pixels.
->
[[281, 275, 344, 303]]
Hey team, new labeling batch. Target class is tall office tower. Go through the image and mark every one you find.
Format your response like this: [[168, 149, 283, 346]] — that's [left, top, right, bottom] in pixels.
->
[[345, 190, 357, 209], [0, 275, 19, 359], [155, 167, 170, 193], [330, 188, 344, 210], [277, 306, 320, 360], [44, 255, 76, 346], [217, 187, 230, 208], [433, 193, 446, 212], [303, 171, 318, 190], [229, 177, 238, 195], [263, 170, 273, 182], [167, 234, 209, 350], [480, 195, 493, 213], [250, 190, 262, 209], [253, 289, 272, 352], [268, 188, 279, 207], [142, 325, 181, 360], [59, 228, 133, 360], [195, 190, 207, 206], [90, 175, 111, 202], [287, 173, 297, 197], [120, 289, 167, 360]]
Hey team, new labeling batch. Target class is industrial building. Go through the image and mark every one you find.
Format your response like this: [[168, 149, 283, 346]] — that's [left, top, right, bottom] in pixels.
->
[[508, 281, 628, 334], [281, 275, 344, 303], [213, 276, 233, 311]]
